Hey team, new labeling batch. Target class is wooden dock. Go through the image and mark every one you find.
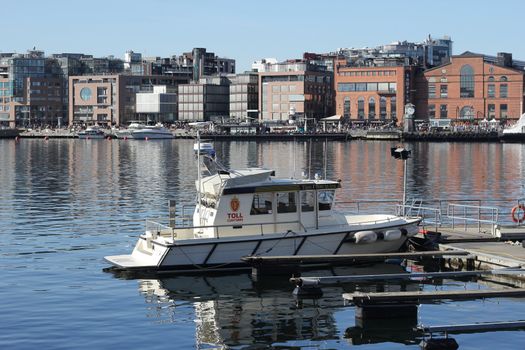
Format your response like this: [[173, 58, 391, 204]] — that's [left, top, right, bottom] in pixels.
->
[[242, 250, 471, 266], [417, 320, 525, 334], [342, 288, 525, 305], [291, 267, 525, 286]]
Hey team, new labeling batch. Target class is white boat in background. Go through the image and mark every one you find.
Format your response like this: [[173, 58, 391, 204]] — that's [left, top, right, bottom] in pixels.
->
[[130, 123, 173, 139], [501, 113, 525, 142], [105, 137, 422, 273], [77, 125, 107, 139], [113, 121, 146, 139]]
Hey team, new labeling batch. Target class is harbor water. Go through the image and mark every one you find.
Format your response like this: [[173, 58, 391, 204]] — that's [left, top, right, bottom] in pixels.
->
[[1, 138, 525, 349]]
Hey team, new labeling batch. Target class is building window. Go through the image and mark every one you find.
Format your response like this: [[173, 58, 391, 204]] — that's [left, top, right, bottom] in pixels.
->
[[380, 96, 387, 119], [368, 97, 376, 119], [488, 76, 495, 82], [500, 104, 508, 119], [390, 96, 397, 119], [440, 85, 448, 98], [500, 76, 508, 82], [428, 84, 436, 98], [358, 97, 364, 119], [460, 106, 474, 120], [440, 104, 448, 119], [500, 84, 508, 98], [338, 83, 354, 92], [428, 104, 436, 118], [343, 97, 350, 118], [460, 64, 475, 98], [488, 104, 495, 118], [488, 84, 495, 98]]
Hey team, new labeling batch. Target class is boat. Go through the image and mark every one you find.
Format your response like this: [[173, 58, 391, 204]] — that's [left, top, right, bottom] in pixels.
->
[[104, 138, 422, 273], [501, 113, 525, 142], [130, 123, 173, 139], [77, 125, 107, 139], [113, 121, 146, 139]]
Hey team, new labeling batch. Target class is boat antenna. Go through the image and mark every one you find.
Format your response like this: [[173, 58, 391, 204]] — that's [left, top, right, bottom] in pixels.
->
[[189, 121, 210, 227]]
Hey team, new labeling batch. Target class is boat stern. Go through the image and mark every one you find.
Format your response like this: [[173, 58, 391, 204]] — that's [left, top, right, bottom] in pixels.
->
[[104, 233, 169, 271]]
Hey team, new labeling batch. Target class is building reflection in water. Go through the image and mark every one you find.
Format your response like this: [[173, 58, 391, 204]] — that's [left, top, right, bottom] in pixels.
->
[[134, 263, 415, 348]]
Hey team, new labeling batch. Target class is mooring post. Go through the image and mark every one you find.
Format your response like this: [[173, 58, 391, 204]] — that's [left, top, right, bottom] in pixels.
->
[[355, 302, 418, 329]]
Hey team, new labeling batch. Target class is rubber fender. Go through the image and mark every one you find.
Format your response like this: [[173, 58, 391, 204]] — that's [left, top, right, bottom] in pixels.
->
[[384, 229, 402, 241], [354, 230, 377, 244]]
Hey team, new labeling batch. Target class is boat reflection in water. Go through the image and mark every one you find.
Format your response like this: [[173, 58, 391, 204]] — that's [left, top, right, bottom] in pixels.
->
[[133, 263, 420, 348]]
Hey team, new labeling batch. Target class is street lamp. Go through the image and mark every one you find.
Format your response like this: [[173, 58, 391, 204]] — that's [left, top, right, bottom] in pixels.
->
[[391, 146, 412, 217]]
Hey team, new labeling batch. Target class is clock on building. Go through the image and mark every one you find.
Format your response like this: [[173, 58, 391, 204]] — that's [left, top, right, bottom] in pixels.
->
[[405, 104, 415, 116], [80, 87, 92, 101]]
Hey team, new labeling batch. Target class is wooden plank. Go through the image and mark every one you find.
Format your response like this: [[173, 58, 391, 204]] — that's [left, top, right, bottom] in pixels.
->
[[342, 288, 525, 305], [242, 250, 471, 265]]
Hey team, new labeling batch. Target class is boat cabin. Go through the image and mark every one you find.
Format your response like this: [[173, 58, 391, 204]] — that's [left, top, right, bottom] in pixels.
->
[[193, 168, 344, 238]]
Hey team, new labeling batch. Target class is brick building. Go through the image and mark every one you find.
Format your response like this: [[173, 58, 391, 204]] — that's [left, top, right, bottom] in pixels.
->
[[258, 60, 333, 123], [69, 74, 188, 126], [334, 58, 417, 124], [415, 52, 525, 121]]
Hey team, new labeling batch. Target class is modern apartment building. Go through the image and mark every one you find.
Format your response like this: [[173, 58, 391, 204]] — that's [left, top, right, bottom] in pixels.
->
[[414, 52, 525, 121], [136, 85, 177, 123], [337, 35, 453, 69], [69, 74, 188, 126], [228, 72, 258, 121], [177, 76, 230, 121], [0, 50, 65, 128], [258, 60, 333, 123], [334, 57, 417, 123]]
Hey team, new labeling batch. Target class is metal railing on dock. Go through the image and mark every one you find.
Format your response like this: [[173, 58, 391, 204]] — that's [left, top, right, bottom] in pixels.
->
[[337, 197, 524, 233]]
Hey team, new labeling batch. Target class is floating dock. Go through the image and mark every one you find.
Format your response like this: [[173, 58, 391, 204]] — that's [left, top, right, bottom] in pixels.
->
[[342, 288, 525, 305], [243, 250, 471, 267]]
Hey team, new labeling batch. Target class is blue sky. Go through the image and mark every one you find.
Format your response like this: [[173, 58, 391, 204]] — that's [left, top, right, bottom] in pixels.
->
[[4, 0, 525, 71]]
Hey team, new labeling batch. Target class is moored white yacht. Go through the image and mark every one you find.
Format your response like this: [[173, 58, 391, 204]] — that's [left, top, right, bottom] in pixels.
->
[[130, 123, 173, 139], [105, 140, 422, 273], [501, 113, 525, 142], [113, 121, 146, 139], [77, 125, 107, 139]]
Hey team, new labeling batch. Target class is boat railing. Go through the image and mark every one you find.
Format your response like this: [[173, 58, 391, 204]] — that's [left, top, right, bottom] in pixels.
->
[[146, 219, 306, 243], [396, 202, 442, 232], [337, 198, 520, 232]]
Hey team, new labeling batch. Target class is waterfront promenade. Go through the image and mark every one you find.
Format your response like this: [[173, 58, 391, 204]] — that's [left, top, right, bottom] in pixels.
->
[[9, 127, 517, 142]]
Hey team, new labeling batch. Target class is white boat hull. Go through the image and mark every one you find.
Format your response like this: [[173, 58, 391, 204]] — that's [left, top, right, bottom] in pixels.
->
[[105, 221, 419, 272]]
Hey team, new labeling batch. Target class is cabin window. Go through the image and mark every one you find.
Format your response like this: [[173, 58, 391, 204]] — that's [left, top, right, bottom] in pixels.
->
[[250, 193, 273, 215], [300, 191, 315, 212], [277, 192, 297, 213], [318, 190, 335, 211]]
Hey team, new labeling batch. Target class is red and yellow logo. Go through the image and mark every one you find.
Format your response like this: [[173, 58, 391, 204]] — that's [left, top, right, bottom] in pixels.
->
[[230, 196, 240, 212]]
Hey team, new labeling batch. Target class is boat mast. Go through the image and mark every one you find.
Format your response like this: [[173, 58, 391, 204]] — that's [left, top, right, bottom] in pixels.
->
[[197, 129, 203, 226]]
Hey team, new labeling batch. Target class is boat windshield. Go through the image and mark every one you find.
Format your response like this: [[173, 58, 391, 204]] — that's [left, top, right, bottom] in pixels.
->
[[318, 190, 335, 211]]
